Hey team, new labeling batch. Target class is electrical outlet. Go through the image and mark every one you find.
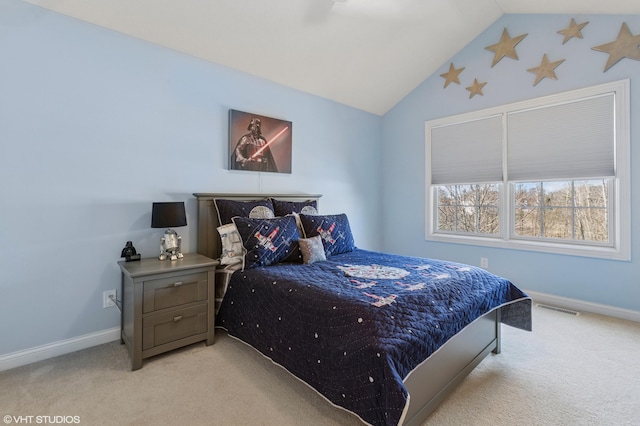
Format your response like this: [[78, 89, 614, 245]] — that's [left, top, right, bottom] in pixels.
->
[[103, 289, 116, 308], [480, 257, 489, 269]]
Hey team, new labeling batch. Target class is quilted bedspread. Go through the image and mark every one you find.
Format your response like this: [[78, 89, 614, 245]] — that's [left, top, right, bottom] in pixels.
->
[[216, 249, 531, 425]]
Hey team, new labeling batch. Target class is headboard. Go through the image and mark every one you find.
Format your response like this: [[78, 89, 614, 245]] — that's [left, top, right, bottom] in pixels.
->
[[193, 193, 323, 260]]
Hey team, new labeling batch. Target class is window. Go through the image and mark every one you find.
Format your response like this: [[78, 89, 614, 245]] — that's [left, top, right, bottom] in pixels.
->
[[425, 80, 630, 261], [513, 179, 610, 243], [437, 184, 500, 235]]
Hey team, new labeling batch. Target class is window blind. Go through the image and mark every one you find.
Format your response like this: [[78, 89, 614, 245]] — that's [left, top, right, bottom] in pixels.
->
[[507, 93, 615, 181], [430, 115, 503, 184]]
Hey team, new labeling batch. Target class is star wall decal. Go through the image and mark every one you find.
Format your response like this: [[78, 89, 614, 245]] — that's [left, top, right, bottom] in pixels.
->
[[485, 28, 528, 67], [592, 22, 640, 72], [466, 79, 487, 98], [440, 63, 465, 88], [557, 18, 589, 44], [527, 54, 565, 86]]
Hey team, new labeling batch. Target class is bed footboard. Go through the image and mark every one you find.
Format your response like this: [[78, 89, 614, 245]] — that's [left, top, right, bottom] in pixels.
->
[[402, 309, 500, 426]]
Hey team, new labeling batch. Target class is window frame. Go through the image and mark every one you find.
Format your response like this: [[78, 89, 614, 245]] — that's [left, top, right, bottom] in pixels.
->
[[425, 80, 630, 261]]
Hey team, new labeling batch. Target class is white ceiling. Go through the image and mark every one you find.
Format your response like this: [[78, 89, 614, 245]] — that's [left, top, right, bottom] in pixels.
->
[[21, 0, 640, 115]]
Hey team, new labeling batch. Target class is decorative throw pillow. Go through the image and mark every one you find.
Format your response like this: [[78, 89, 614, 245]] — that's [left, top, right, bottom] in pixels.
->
[[298, 235, 327, 264], [299, 213, 356, 256], [271, 198, 318, 216], [216, 223, 244, 265], [233, 215, 302, 269], [214, 198, 275, 225]]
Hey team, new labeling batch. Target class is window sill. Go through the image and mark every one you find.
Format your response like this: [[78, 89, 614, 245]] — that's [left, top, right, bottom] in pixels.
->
[[426, 232, 630, 261]]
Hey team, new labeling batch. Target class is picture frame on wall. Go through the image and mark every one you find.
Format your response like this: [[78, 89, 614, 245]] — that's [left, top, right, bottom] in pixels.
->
[[228, 109, 292, 173]]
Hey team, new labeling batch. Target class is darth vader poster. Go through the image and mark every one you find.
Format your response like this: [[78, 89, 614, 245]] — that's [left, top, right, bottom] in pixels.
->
[[229, 109, 292, 173]]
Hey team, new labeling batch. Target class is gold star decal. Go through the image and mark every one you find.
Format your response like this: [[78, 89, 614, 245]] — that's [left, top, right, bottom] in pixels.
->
[[440, 63, 465, 88], [592, 22, 640, 72], [485, 28, 528, 67], [557, 18, 589, 44], [466, 79, 487, 98], [527, 54, 565, 86]]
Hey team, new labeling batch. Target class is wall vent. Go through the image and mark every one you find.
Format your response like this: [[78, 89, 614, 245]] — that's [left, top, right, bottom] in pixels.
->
[[536, 303, 580, 316]]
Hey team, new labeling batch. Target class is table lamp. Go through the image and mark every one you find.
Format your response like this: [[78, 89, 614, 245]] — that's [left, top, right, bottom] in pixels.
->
[[151, 201, 187, 260]]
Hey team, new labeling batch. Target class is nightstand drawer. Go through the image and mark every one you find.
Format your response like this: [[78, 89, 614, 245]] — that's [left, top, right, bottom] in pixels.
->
[[143, 272, 208, 313], [142, 303, 208, 350]]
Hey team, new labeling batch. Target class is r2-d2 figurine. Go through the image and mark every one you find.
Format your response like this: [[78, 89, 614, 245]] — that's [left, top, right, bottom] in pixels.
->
[[159, 229, 184, 261]]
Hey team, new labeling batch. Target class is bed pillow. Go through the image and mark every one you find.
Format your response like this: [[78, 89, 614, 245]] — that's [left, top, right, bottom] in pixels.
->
[[299, 213, 355, 256], [232, 215, 303, 269], [298, 235, 327, 264], [271, 198, 318, 216], [216, 223, 245, 266], [214, 198, 275, 225]]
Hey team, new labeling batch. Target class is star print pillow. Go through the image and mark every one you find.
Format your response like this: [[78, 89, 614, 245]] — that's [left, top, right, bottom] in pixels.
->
[[299, 213, 355, 257], [214, 198, 275, 225], [232, 215, 302, 269], [270, 198, 318, 216]]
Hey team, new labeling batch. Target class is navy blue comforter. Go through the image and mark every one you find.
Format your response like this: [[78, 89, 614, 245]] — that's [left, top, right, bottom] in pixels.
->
[[216, 249, 531, 425]]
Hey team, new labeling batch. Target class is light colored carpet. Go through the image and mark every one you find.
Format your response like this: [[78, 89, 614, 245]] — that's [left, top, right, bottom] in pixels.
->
[[1, 304, 639, 425]]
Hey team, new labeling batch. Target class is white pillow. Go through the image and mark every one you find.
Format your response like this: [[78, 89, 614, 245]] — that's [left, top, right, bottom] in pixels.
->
[[217, 223, 245, 265]]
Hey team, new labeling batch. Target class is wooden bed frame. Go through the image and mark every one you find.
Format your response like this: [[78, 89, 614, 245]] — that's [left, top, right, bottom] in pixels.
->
[[194, 192, 501, 426]]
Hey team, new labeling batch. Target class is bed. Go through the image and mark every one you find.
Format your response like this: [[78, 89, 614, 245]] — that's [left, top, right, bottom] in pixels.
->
[[194, 193, 532, 426]]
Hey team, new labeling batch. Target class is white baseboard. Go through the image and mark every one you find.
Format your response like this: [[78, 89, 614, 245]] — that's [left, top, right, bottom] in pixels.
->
[[0, 327, 120, 372], [525, 290, 640, 323]]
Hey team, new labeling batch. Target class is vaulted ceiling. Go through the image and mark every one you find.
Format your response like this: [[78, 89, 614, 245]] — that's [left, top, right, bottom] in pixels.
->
[[21, 0, 640, 115]]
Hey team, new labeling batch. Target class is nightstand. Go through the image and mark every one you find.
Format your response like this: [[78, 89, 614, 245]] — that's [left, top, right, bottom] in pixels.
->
[[118, 253, 219, 370]]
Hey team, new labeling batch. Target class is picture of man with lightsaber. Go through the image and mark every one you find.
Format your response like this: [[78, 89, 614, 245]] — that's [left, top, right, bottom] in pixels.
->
[[232, 117, 288, 172]]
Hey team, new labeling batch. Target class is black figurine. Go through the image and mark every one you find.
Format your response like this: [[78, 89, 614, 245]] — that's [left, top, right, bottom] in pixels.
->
[[121, 241, 141, 262]]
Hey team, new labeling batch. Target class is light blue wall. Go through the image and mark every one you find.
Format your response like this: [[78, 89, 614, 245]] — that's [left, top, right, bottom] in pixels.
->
[[381, 14, 639, 312], [0, 0, 382, 356]]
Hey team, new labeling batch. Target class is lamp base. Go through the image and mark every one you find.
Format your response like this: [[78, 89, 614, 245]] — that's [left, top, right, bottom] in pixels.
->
[[159, 229, 183, 261]]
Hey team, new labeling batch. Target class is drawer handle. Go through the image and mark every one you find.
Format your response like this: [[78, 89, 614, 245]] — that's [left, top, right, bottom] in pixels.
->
[[173, 281, 183, 287], [173, 315, 183, 322]]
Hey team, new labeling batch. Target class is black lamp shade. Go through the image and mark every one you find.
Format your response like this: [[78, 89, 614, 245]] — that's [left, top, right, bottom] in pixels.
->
[[151, 202, 187, 228]]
